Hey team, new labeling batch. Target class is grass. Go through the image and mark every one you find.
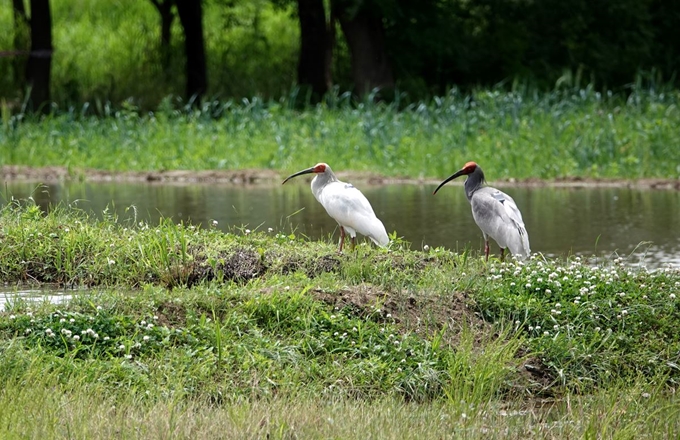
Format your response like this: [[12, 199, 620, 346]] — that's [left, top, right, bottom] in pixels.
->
[[2, 86, 679, 180], [0, 200, 679, 437]]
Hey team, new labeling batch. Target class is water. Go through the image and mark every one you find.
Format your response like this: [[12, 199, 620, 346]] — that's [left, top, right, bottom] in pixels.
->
[[3, 180, 679, 268], [0, 286, 74, 311]]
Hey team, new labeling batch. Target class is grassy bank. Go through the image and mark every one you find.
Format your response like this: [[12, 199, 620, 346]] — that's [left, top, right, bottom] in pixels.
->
[[2, 87, 680, 180], [0, 201, 679, 437]]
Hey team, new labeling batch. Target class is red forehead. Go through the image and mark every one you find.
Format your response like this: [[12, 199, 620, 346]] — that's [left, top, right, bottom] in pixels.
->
[[313, 163, 327, 172], [463, 161, 478, 170]]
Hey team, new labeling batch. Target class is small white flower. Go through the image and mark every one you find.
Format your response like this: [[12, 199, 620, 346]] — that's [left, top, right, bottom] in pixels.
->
[[671, 294, 677, 300], [212, 220, 218, 226], [125, 354, 132, 360], [72, 335, 80, 341], [108, 259, 116, 265], [545, 289, 552, 294], [423, 244, 430, 251], [245, 229, 251, 235], [267, 227, 273, 233], [143, 335, 150, 341]]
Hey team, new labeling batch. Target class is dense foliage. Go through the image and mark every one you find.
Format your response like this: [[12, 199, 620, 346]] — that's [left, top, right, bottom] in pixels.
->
[[1, 0, 678, 106]]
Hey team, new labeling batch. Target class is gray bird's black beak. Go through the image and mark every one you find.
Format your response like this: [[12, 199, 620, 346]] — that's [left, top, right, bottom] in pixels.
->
[[282, 167, 316, 185], [433, 169, 466, 195]]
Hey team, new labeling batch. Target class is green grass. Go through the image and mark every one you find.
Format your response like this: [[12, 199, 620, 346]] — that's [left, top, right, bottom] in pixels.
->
[[0, 201, 679, 437], [2, 87, 679, 180]]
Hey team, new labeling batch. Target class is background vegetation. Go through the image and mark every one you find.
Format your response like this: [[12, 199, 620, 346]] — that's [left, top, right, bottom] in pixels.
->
[[1, 0, 679, 108]]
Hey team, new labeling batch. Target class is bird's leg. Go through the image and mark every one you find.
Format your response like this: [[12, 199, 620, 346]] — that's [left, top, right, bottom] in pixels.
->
[[484, 240, 490, 261], [338, 227, 346, 253], [500, 248, 506, 262], [351, 236, 357, 251]]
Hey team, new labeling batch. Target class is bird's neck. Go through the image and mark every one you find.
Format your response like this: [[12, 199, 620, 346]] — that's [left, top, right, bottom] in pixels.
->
[[311, 173, 338, 199], [464, 175, 485, 201]]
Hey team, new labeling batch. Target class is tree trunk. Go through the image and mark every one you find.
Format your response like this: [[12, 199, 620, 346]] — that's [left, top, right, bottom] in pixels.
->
[[175, 0, 207, 103], [25, 0, 53, 111], [296, 0, 331, 101], [12, 0, 30, 91], [334, 1, 394, 97], [150, 0, 175, 71]]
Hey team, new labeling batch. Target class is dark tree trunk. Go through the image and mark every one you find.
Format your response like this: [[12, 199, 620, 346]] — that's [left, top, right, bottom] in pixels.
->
[[25, 0, 53, 111], [175, 0, 207, 103], [150, 0, 175, 71], [12, 0, 30, 89], [334, 1, 394, 97], [296, 0, 331, 101]]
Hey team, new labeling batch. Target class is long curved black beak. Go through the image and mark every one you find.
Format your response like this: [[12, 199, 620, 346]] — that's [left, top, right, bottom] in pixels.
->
[[433, 169, 466, 194], [282, 167, 316, 185]]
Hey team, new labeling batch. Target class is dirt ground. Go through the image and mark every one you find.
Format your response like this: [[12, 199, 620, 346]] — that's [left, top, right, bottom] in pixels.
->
[[2, 165, 679, 189]]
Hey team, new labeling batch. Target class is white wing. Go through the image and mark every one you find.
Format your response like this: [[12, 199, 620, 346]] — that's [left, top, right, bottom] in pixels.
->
[[317, 181, 389, 247], [471, 187, 530, 258]]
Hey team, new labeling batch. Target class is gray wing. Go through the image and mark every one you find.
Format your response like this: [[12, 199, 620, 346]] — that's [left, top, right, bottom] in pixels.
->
[[472, 187, 530, 257]]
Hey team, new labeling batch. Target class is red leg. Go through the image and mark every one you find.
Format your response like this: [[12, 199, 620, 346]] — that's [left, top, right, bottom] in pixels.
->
[[484, 240, 490, 261], [339, 227, 346, 252]]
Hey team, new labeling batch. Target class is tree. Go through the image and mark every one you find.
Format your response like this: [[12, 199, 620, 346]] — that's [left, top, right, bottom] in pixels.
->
[[25, 0, 53, 111], [332, 0, 394, 97], [174, 0, 208, 103], [296, 0, 332, 101], [149, 0, 175, 71]]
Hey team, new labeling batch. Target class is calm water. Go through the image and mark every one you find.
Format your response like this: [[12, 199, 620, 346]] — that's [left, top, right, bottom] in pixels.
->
[[2, 180, 679, 268]]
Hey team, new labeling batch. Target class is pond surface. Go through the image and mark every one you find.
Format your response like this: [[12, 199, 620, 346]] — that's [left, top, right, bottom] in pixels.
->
[[2, 180, 679, 268], [0, 286, 74, 311]]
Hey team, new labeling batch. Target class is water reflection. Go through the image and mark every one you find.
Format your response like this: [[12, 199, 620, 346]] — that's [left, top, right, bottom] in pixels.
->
[[2, 180, 679, 268]]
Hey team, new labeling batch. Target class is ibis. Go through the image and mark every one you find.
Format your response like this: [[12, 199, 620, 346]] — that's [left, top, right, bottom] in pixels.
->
[[433, 161, 530, 260], [282, 163, 390, 252]]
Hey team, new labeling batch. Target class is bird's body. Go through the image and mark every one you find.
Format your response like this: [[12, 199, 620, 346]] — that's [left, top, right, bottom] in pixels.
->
[[434, 162, 530, 260], [283, 163, 389, 251]]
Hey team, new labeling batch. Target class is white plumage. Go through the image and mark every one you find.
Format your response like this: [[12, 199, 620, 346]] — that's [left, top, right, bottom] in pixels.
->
[[283, 163, 389, 251], [434, 161, 530, 260]]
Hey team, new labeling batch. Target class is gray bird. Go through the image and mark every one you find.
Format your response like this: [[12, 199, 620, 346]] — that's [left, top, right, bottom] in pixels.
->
[[283, 163, 389, 252], [433, 161, 530, 261]]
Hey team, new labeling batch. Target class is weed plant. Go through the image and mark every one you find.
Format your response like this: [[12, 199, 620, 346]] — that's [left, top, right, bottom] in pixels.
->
[[2, 87, 678, 180]]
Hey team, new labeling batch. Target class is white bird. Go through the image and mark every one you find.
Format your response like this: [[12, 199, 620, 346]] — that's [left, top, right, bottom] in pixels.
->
[[282, 163, 390, 252], [433, 161, 530, 261]]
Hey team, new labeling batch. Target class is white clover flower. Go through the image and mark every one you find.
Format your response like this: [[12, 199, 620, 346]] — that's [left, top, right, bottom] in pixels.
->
[[72, 335, 80, 341], [670, 294, 676, 300], [553, 325, 559, 330], [423, 244, 430, 251], [108, 259, 116, 265], [621, 310, 628, 315], [118, 344, 125, 350], [543, 331, 550, 336], [545, 289, 552, 294], [510, 282, 516, 287], [9, 315, 15, 320], [143, 335, 150, 341], [125, 354, 132, 360], [245, 229, 251, 235], [69, 318, 75, 323], [212, 220, 218, 226]]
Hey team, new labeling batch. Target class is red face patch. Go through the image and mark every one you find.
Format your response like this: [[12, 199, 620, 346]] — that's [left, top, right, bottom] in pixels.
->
[[314, 163, 327, 173], [462, 161, 478, 173]]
